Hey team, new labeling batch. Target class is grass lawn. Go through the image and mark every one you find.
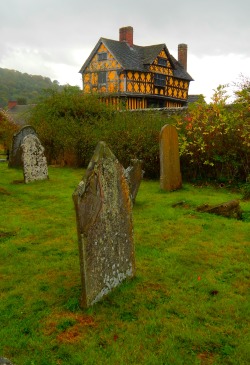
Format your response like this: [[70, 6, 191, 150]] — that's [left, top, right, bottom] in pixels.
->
[[0, 163, 249, 365]]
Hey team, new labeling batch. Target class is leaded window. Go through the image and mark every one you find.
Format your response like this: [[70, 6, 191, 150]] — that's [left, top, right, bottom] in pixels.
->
[[158, 57, 167, 67], [98, 52, 107, 61], [98, 71, 107, 85], [154, 73, 166, 87]]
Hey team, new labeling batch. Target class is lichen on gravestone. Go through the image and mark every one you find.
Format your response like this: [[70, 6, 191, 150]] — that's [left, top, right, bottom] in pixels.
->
[[72, 141, 135, 308], [21, 134, 48, 183]]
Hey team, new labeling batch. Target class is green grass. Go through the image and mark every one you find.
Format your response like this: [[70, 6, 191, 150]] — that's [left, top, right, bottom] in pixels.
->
[[0, 163, 249, 365]]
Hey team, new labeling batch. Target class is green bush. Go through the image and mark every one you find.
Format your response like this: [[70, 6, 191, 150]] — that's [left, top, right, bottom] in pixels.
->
[[27, 81, 250, 182]]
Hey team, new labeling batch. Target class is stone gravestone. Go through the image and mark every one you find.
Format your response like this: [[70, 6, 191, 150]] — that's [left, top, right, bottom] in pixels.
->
[[72, 141, 135, 308], [159, 124, 182, 191], [8, 125, 37, 168], [21, 134, 49, 183], [124, 159, 144, 205]]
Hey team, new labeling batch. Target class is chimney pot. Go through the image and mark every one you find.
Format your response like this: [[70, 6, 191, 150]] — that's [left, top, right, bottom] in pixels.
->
[[178, 43, 188, 71], [119, 26, 133, 47]]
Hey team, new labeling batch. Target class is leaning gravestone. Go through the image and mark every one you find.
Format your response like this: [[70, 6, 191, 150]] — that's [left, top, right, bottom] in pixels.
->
[[21, 134, 48, 183], [159, 124, 182, 191], [8, 125, 37, 168], [125, 159, 144, 205], [72, 141, 135, 308]]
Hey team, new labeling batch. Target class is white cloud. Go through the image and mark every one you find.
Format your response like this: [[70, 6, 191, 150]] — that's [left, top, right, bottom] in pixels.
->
[[188, 53, 250, 102]]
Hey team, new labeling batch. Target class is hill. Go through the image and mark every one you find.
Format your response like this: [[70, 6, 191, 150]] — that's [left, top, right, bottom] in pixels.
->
[[0, 67, 63, 108]]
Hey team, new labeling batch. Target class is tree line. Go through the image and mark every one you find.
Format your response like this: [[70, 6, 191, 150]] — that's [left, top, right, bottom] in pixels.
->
[[0, 67, 64, 108]]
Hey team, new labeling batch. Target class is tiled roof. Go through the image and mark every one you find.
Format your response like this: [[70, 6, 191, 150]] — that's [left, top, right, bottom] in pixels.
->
[[188, 94, 205, 103], [79, 38, 193, 81]]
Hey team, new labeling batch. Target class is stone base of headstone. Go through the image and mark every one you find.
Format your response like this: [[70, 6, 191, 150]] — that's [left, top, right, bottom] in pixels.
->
[[73, 141, 135, 308]]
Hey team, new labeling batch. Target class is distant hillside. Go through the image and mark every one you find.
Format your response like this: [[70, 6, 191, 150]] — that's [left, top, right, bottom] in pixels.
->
[[0, 68, 63, 108]]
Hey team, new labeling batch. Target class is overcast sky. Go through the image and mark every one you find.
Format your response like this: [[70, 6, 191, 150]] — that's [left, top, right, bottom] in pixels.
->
[[1, 0, 250, 102]]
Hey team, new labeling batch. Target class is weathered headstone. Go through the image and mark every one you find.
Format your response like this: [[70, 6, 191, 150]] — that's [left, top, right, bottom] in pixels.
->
[[8, 125, 37, 168], [72, 141, 135, 308], [21, 134, 48, 183], [159, 124, 182, 191], [124, 159, 144, 205]]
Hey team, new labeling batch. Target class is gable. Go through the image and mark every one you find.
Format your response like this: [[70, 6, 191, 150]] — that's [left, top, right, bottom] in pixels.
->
[[149, 48, 174, 76], [83, 42, 123, 73]]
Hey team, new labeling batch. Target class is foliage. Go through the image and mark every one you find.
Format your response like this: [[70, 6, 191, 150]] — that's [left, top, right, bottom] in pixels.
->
[[0, 67, 63, 108], [0, 109, 18, 150], [29, 86, 115, 165], [0, 164, 249, 365], [175, 85, 250, 182], [26, 78, 250, 183]]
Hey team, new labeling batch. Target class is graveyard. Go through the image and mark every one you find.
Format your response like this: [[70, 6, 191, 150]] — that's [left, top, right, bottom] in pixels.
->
[[1, 83, 250, 364], [0, 161, 249, 365]]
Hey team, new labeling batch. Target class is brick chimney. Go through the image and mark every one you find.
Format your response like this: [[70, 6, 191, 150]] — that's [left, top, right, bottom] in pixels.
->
[[119, 26, 133, 47], [178, 44, 188, 71]]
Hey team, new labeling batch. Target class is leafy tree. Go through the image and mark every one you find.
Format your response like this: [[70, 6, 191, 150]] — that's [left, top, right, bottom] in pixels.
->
[[0, 68, 64, 107], [28, 86, 114, 165]]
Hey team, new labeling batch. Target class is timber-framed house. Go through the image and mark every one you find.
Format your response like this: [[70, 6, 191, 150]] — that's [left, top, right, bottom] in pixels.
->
[[79, 26, 193, 110]]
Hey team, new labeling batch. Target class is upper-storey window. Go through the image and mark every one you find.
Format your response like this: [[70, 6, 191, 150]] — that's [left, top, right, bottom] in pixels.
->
[[154, 73, 166, 87], [98, 71, 107, 85], [98, 52, 107, 61], [158, 57, 167, 67]]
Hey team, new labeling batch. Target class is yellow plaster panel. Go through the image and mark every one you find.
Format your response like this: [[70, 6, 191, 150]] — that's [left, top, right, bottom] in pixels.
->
[[128, 71, 133, 79], [127, 82, 133, 92], [108, 71, 116, 81], [109, 83, 116, 92], [84, 73, 90, 83], [100, 85, 107, 93], [98, 44, 108, 52], [134, 72, 139, 80], [140, 84, 145, 93], [159, 50, 166, 58], [84, 84, 90, 93]]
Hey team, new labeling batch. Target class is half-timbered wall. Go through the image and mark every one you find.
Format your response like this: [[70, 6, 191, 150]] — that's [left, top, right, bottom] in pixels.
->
[[83, 44, 122, 93], [82, 44, 189, 109]]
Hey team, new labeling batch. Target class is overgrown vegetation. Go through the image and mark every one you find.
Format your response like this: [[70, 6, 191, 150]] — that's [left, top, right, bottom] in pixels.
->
[[25, 77, 250, 184], [0, 164, 249, 365], [0, 109, 18, 151]]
